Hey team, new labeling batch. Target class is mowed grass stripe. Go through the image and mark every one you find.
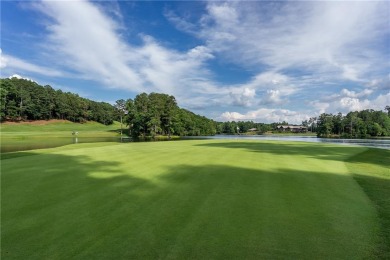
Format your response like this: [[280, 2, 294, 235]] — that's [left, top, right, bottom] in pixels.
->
[[346, 148, 390, 259], [1, 140, 385, 259]]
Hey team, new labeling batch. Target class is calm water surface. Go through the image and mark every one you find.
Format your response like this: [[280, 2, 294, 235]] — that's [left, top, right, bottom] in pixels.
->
[[2, 135, 389, 153], [184, 135, 390, 150]]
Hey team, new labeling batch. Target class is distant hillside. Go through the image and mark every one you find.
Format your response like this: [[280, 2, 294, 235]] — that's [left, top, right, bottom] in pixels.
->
[[1, 77, 117, 125], [0, 77, 216, 136]]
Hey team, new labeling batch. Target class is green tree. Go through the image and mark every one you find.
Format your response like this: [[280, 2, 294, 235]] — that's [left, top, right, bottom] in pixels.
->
[[134, 93, 150, 137], [115, 99, 127, 136], [125, 99, 136, 137], [332, 113, 344, 136], [370, 123, 383, 136], [0, 80, 10, 121], [162, 95, 177, 139], [385, 106, 390, 116], [317, 113, 334, 137], [147, 93, 165, 137]]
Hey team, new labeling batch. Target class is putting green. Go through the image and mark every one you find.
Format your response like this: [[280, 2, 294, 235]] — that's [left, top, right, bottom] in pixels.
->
[[1, 140, 389, 259]]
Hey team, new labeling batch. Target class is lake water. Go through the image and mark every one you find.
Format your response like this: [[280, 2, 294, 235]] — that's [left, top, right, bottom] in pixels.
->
[[1, 135, 389, 153], [183, 135, 390, 150]]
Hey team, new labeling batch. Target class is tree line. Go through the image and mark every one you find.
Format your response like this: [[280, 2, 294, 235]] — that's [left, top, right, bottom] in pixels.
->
[[216, 121, 279, 134], [216, 110, 390, 138], [315, 109, 390, 138], [118, 93, 216, 138], [0, 77, 217, 137], [1, 78, 116, 125], [2, 77, 388, 138]]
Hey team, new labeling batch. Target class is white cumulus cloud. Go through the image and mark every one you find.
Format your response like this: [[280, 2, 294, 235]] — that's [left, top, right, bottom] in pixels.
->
[[220, 108, 310, 124], [229, 87, 256, 107], [259, 89, 283, 105], [29, 0, 218, 107], [340, 88, 373, 98], [339, 97, 370, 111], [3, 1, 389, 122], [311, 91, 390, 115], [0, 49, 7, 69], [194, 1, 388, 82]]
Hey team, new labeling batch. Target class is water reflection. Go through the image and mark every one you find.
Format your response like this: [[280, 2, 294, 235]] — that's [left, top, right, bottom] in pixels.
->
[[183, 135, 390, 150]]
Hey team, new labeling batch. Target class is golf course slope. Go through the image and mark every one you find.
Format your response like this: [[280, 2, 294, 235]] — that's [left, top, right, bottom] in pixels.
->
[[0, 120, 122, 137], [1, 140, 389, 259]]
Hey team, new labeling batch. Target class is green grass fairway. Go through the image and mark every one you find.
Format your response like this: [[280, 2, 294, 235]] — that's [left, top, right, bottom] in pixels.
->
[[2, 140, 389, 259]]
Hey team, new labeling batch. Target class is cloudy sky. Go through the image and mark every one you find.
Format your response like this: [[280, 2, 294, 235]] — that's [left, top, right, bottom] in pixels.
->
[[1, 0, 389, 123]]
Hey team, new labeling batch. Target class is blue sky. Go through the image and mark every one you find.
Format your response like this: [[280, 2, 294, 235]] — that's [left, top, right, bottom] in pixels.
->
[[1, 0, 389, 123]]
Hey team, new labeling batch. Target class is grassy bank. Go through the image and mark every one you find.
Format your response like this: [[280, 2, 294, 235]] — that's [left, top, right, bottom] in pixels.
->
[[0, 120, 124, 153], [0, 120, 123, 137], [1, 140, 389, 259]]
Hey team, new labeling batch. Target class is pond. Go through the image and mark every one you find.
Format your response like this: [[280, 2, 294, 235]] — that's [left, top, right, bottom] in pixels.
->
[[1, 135, 389, 153]]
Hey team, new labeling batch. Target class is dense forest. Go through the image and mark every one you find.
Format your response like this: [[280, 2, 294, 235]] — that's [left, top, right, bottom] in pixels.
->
[[315, 110, 390, 138], [0, 77, 216, 137], [121, 93, 216, 138], [0, 77, 116, 125]]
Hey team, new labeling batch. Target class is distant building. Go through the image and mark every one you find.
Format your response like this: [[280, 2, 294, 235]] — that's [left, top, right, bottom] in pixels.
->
[[248, 128, 257, 132], [276, 125, 307, 133]]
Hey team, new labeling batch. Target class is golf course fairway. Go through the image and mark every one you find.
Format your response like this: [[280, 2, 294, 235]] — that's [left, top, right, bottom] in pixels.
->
[[1, 140, 389, 259]]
